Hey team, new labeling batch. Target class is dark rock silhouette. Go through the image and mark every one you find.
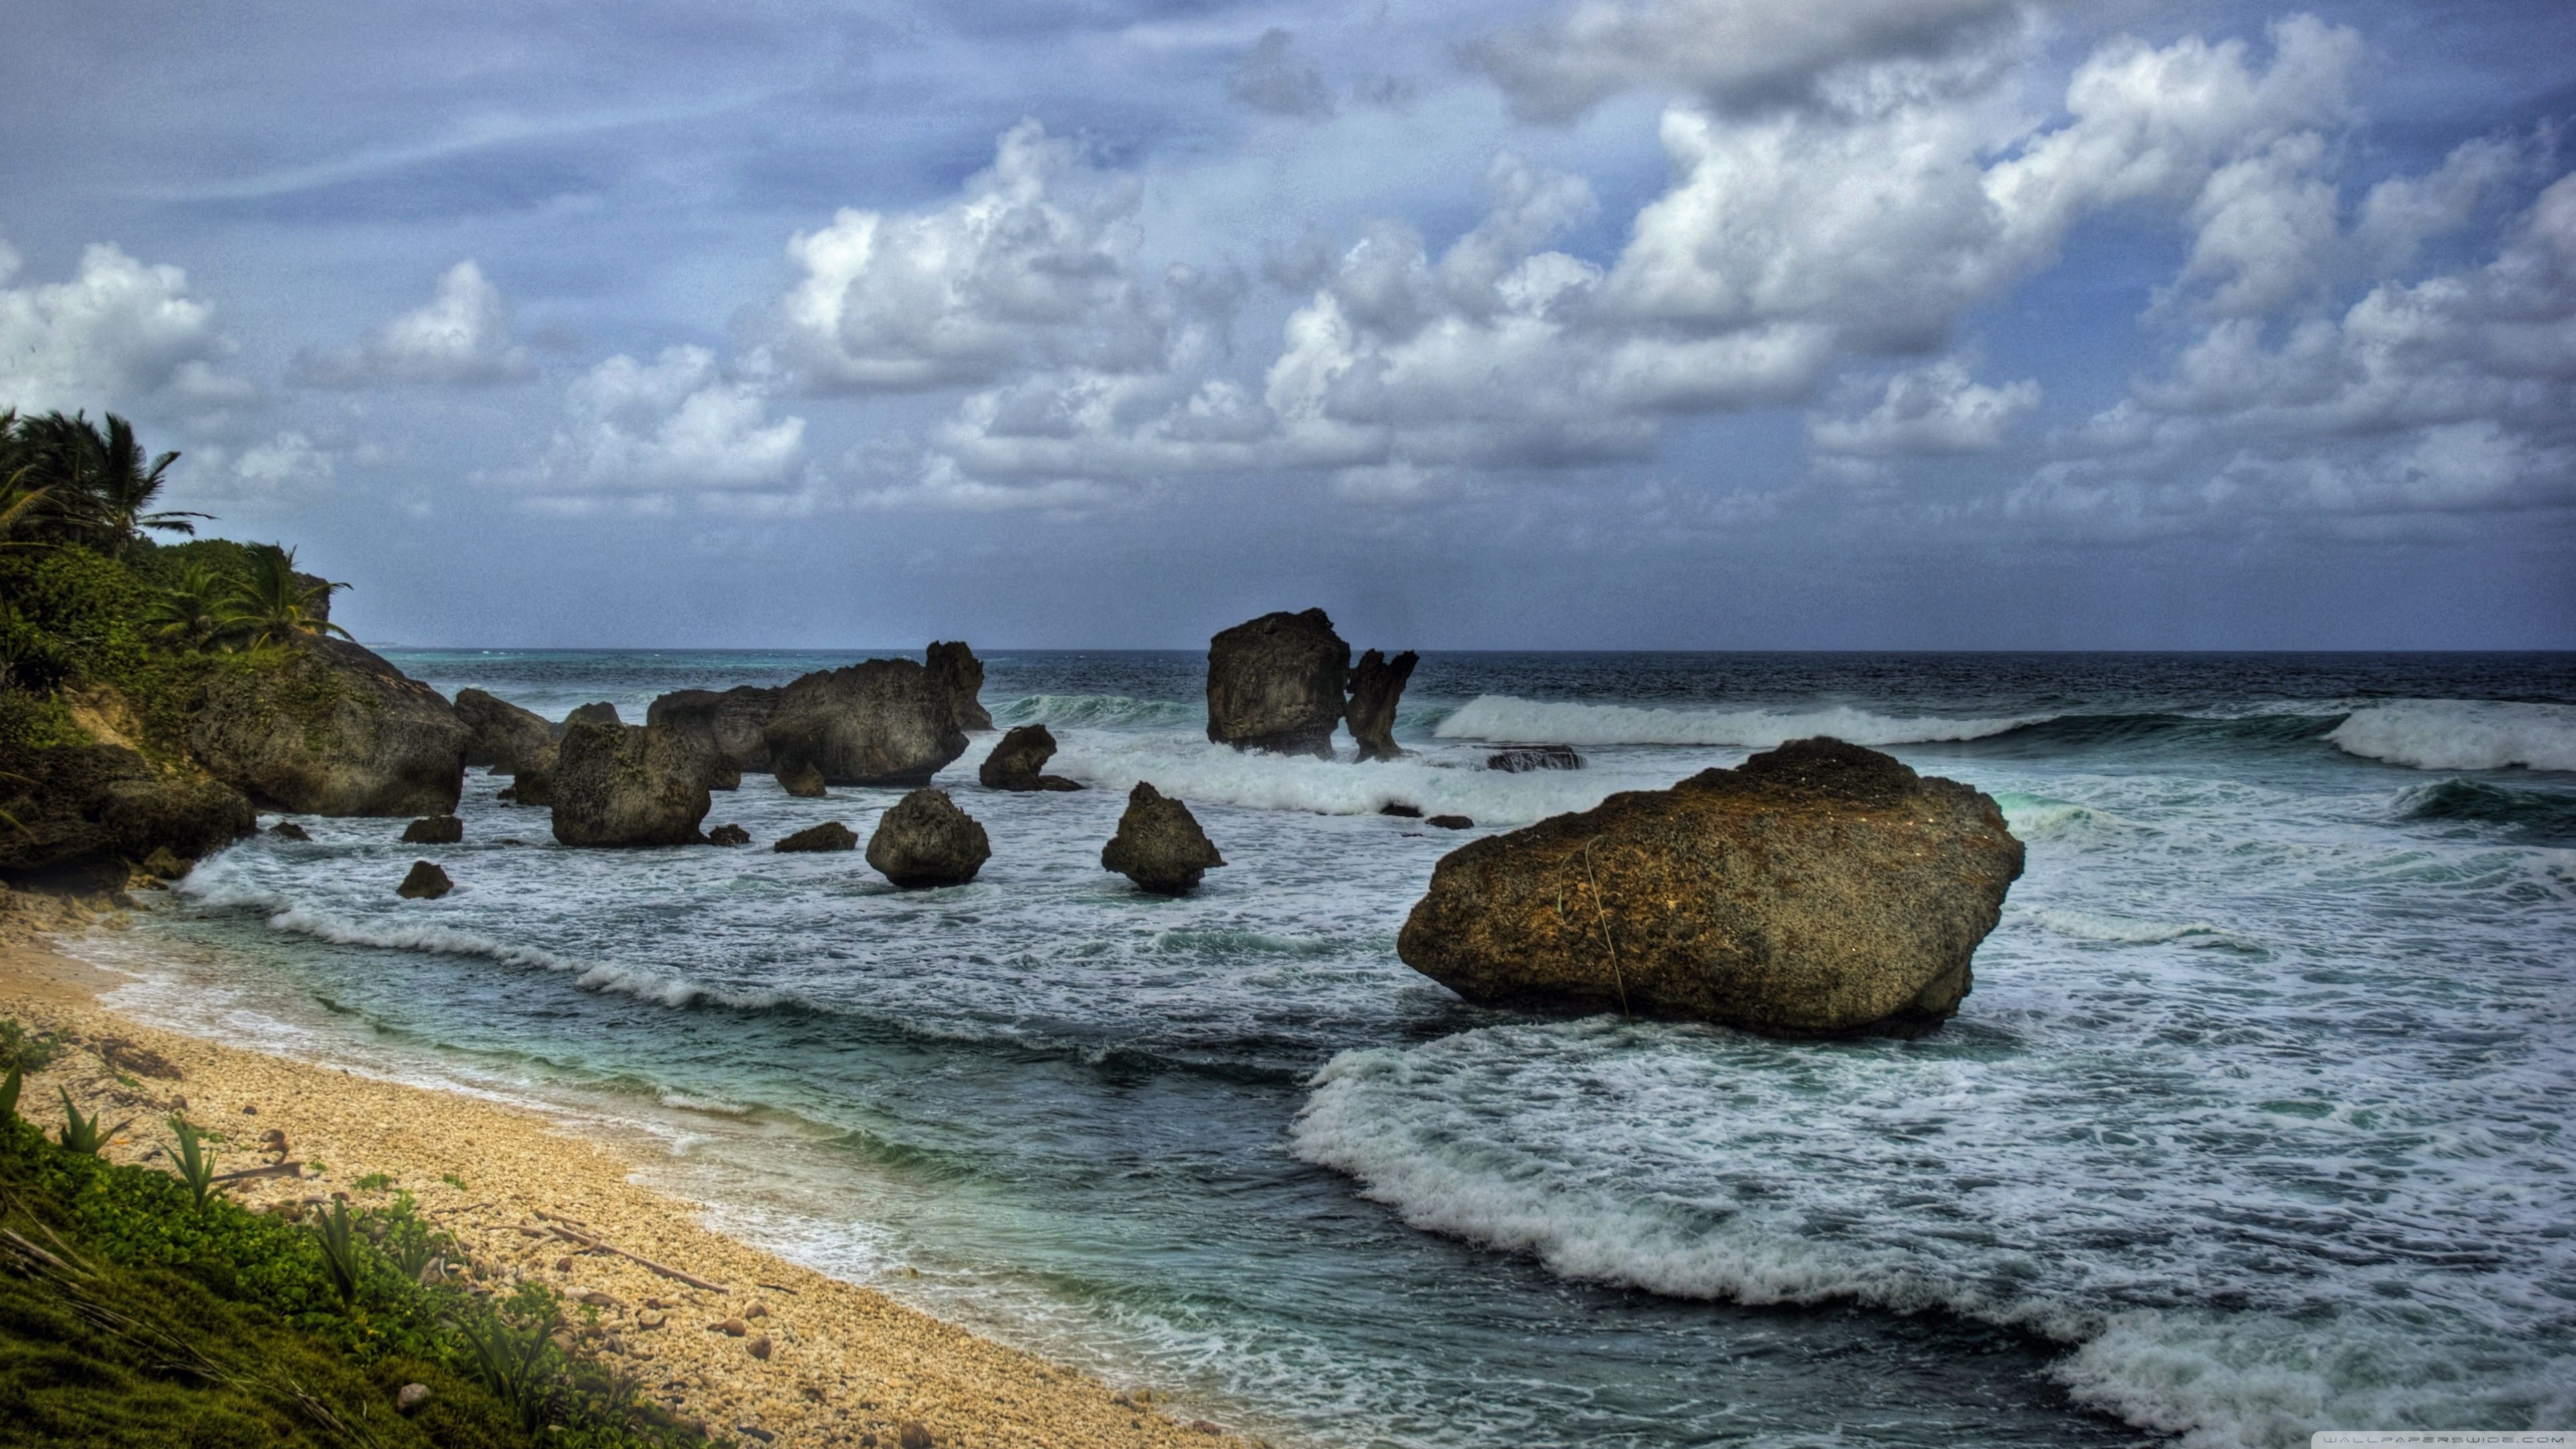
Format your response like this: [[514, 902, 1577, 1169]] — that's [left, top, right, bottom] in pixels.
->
[[978, 724, 1082, 792], [0, 742, 254, 876], [865, 789, 990, 888], [764, 660, 969, 788], [1397, 738, 2025, 1038], [925, 641, 994, 733], [565, 702, 621, 728], [773, 821, 857, 853], [1345, 649, 1419, 762], [1427, 814, 1474, 830], [401, 814, 463, 844], [1100, 782, 1226, 896], [396, 861, 452, 900], [706, 823, 752, 847], [547, 720, 712, 847], [1379, 802, 1424, 818], [270, 820, 312, 841], [775, 759, 827, 798], [1205, 609, 1347, 757], [189, 637, 468, 816], [453, 689, 559, 775], [647, 686, 782, 780]]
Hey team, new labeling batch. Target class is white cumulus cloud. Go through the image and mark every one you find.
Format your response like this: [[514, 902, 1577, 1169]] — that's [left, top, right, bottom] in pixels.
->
[[507, 345, 806, 501], [0, 236, 252, 414], [294, 260, 533, 387]]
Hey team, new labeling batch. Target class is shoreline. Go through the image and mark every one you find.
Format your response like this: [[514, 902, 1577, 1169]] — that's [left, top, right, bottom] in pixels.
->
[[0, 902, 1248, 1449]]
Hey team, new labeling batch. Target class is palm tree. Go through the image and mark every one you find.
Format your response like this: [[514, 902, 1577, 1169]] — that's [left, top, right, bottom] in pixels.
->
[[215, 545, 352, 650], [144, 559, 235, 649], [7, 411, 208, 556]]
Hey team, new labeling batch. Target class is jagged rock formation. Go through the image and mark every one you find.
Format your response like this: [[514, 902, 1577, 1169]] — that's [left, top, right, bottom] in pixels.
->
[[773, 821, 857, 853], [865, 789, 989, 888], [1345, 649, 1418, 763], [270, 821, 311, 841], [1205, 609, 1348, 757], [1397, 738, 2025, 1038], [453, 690, 559, 775], [401, 815, 462, 844], [565, 702, 621, 728], [547, 720, 712, 848], [0, 743, 254, 879], [977, 724, 1081, 792], [396, 861, 452, 900], [706, 823, 751, 847], [1099, 782, 1225, 896], [188, 637, 468, 817], [647, 686, 782, 782], [925, 642, 993, 733], [763, 660, 968, 788]]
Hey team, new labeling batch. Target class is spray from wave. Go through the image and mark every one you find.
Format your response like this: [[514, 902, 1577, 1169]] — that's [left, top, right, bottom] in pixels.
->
[[2328, 700, 2576, 772], [1432, 696, 2045, 748]]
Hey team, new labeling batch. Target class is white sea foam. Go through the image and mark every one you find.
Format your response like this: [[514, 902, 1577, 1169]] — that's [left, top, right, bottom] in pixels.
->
[[993, 693, 1203, 731], [2015, 906, 2250, 947], [1054, 734, 1633, 827], [1431, 694, 2044, 747], [1292, 1014, 2576, 1449], [2328, 700, 2576, 772]]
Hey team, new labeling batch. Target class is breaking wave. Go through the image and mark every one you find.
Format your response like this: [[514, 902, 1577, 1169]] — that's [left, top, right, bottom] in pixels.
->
[[991, 693, 1201, 731], [2396, 777, 2576, 842], [1432, 696, 2043, 748], [2328, 700, 2576, 772], [1292, 1020, 2576, 1448]]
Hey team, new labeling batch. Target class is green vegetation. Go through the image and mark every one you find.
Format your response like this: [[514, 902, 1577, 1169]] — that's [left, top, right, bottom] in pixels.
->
[[0, 409, 352, 766], [0, 1021, 60, 1074], [0, 1068, 711, 1447]]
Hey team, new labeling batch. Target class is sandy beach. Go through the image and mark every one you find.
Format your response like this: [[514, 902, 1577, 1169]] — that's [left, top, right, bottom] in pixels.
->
[[0, 891, 1247, 1449]]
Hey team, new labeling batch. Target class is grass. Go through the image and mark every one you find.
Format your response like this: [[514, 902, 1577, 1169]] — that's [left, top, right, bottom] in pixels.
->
[[0, 1071, 716, 1448]]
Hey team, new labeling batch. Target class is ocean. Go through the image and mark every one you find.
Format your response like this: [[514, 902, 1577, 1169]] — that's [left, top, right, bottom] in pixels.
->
[[68, 649, 2576, 1449]]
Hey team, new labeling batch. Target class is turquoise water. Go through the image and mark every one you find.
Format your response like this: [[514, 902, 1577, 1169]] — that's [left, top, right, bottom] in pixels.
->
[[79, 651, 2576, 1448]]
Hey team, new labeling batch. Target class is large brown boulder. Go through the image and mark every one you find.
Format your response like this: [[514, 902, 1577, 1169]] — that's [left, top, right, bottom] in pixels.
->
[[1206, 609, 1347, 757], [865, 789, 990, 888], [1345, 649, 1417, 763], [1099, 782, 1225, 896], [763, 660, 967, 788], [0, 741, 255, 877], [189, 637, 468, 816], [453, 689, 558, 774], [1397, 738, 2024, 1038], [924, 641, 993, 733], [978, 724, 1081, 792], [646, 686, 782, 777], [547, 719, 712, 847]]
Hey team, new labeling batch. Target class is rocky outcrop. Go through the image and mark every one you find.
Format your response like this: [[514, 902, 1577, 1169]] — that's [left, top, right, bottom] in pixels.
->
[[775, 760, 826, 798], [978, 724, 1081, 792], [774, 822, 857, 853], [1205, 609, 1347, 757], [1427, 814, 1473, 829], [707, 823, 751, 847], [1345, 649, 1418, 763], [402, 815, 463, 844], [547, 720, 712, 848], [1487, 745, 1584, 773], [865, 789, 989, 888], [925, 642, 993, 733], [0, 743, 255, 878], [566, 702, 621, 728], [1099, 782, 1225, 896], [453, 690, 558, 775], [647, 686, 782, 780], [188, 637, 469, 816], [397, 861, 452, 899], [1397, 738, 2025, 1038], [270, 821, 311, 841], [763, 660, 968, 788]]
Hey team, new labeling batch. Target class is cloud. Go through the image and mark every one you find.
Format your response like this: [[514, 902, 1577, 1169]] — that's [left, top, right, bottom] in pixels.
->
[[769, 121, 1167, 392], [1810, 357, 2039, 459], [2021, 166, 2576, 535], [505, 345, 806, 501], [294, 260, 533, 386], [1464, 0, 2033, 123], [928, 18, 2373, 496], [1230, 29, 1333, 119], [172, 430, 339, 510], [0, 236, 252, 415]]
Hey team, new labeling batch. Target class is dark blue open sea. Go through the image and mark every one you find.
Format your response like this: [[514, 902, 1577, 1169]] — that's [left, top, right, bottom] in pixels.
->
[[68, 651, 2576, 1448]]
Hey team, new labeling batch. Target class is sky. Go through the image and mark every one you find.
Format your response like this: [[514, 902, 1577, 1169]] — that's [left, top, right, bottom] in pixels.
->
[[3, 0, 2572, 650]]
